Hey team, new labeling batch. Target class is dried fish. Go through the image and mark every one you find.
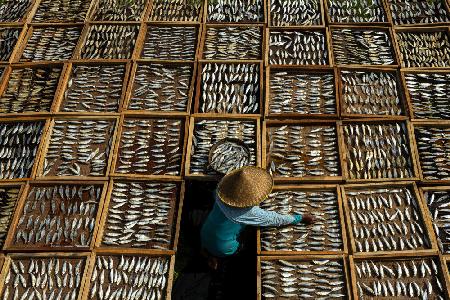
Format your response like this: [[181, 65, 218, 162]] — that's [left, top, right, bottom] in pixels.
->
[[266, 124, 340, 178], [404, 72, 450, 120], [61, 64, 125, 113], [341, 70, 403, 116], [141, 26, 198, 61], [269, 70, 336, 115], [207, 0, 263, 22], [102, 181, 178, 249], [270, 0, 321, 26], [328, 0, 387, 23], [0, 186, 21, 248], [0, 0, 32, 22], [150, 0, 202, 22], [81, 24, 139, 59], [0, 66, 62, 114], [414, 127, 450, 181], [12, 184, 102, 249], [424, 189, 450, 253], [388, 0, 450, 25], [33, 0, 91, 22], [42, 119, 115, 177], [92, 0, 146, 21], [200, 63, 260, 114], [0, 28, 20, 62], [115, 118, 184, 176], [210, 141, 250, 174], [129, 63, 192, 112], [332, 29, 395, 65]]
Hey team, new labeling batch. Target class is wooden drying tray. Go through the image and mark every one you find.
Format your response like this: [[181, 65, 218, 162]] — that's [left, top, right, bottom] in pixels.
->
[[337, 65, 409, 119], [256, 184, 348, 256], [410, 121, 450, 185], [0, 0, 38, 25], [109, 114, 189, 180], [3, 180, 108, 252], [323, 0, 391, 26], [257, 254, 351, 300], [341, 181, 439, 257], [264, 65, 340, 119], [0, 61, 68, 118], [52, 60, 131, 115], [268, 0, 325, 27], [0, 24, 29, 64], [349, 253, 450, 300], [0, 182, 26, 251], [185, 114, 261, 180], [27, 0, 97, 24], [79, 250, 175, 300], [122, 59, 197, 116], [441, 254, 450, 300], [262, 119, 344, 183], [34, 115, 120, 181], [388, 1, 450, 28], [193, 60, 264, 116], [94, 178, 185, 255], [265, 26, 333, 67], [337, 118, 421, 183], [85, 0, 152, 22], [203, 0, 267, 24], [147, 0, 205, 24], [0, 252, 92, 300], [329, 25, 400, 68]]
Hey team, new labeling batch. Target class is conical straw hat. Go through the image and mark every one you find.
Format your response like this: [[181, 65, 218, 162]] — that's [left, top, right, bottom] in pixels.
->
[[217, 166, 273, 208]]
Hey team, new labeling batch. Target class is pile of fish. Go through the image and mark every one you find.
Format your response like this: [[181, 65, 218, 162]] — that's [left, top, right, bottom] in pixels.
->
[[81, 25, 139, 59], [190, 120, 257, 175], [424, 190, 450, 253], [269, 30, 328, 65], [115, 118, 183, 176], [261, 259, 347, 299], [12, 184, 102, 248], [21, 27, 81, 62], [343, 123, 414, 179], [354, 258, 446, 298], [129, 64, 192, 112], [266, 125, 340, 177], [396, 31, 450, 68], [200, 63, 260, 114], [209, 141, 250, 174], [0, 121, 45, 179], [0, 0, 32, 22], [340, 70, 403, 116], [102, 181, 178, 249], [0, 186, 21, 248], [149, 0, 202, 22], [89, 255, 170, 300], [415, 127, 450, 181], [332, 29, 395, 65], [260, 190, 343, 252], [269, 70, 336, 115], [328, 0, 387, 23], [42, 119, 115, 177], [142, 26, 197, 61], [270, 0, 321, 26], [346, 186, 430, 252], [61, 65, 125, 112], [0, 28, 20, 61], [207, 0, 263, 22], [0, 66, 62, 114], [33, 0, 91, 22], [388, 0, 450, 25], [404, 72, 450, 120], [92, 0, 146, 21], [203, 26, 261, 60], [0, 257, 86, 300]]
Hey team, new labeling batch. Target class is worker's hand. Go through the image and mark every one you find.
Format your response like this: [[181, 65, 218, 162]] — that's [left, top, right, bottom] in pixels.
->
[[301, 214, 315, 225]]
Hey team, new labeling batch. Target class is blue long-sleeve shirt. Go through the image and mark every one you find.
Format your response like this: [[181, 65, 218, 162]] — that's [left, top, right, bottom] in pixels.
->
[[201, 193, 295, 257]]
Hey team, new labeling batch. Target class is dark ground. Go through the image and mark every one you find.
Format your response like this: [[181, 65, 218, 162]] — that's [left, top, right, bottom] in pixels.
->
[[172, 181, 256, 300]]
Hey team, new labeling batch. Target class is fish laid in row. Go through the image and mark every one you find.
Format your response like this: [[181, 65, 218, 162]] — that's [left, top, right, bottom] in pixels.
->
[[92, 0, 146, 21], [328, 0, 387, 23], [149, 0, 202, 22], [207, 0, 263, 22], [270, 0, 321, 26], [0, 186, 21, 248], [424, 189, 450, 254], [33, 0, 91, 22], [0, 0, 32, 22], [387, 0, 450, 25], [0, 28, 20, 62]]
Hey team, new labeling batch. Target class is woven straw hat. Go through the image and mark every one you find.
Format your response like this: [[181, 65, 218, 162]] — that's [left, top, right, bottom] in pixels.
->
[[217, 166, 273, 208]]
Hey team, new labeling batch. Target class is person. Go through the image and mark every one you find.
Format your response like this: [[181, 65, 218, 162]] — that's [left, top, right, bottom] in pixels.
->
[[200, 166, 314, 268]]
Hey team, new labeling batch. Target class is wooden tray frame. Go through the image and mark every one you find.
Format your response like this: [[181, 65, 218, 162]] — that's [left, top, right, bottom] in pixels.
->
[[29, 0, 97, 24], [185, 115, 261, 180], [0, 182, 26, 251], [337, 119, 421, 183], [86, 0, 151, 22], [323, 0, 391, 26], [34, 115, 120, 181], [341, 181, 439, 257], [0, 0, 38, 25], [386, 0, 450, 27], [262, 119, 344, 183], [203, 0, 267, 24], [3, 180, 108, 252], [193, 60, 264, 116], [257, 254, 351, 300], [441, 254, 450, 300], [147, 0, 205, 24], [110, 114, 189, 180], [94, 178, 185, 255], [264, 65, 339, 119], [0, 24, 29, 64], [256, 184, 348, 256], [267, 0, 325, 27], [122, 59, 197, 116], [337, 66, 409, 119], [0, 254, 3, 270], [0, 252, 92, 300]]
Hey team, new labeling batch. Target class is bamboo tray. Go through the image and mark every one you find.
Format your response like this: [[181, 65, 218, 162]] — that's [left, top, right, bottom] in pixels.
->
[[0, 183, 25, 250], [0, 24, 27, 64], [204, 0, 266, 24], [95, 179, 185, 255], [324, 0, 390, 26], [147, 0, 204, 23], [268, 0, 325, 27], [257, 184, 348, 255]]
